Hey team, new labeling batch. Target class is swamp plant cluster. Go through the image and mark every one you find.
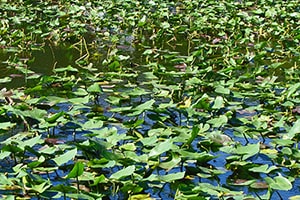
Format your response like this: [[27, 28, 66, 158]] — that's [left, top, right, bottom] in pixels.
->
[[0, 0, 300, 199]]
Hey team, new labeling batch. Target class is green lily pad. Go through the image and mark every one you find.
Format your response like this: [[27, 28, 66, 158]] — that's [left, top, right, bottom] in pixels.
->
[[110, 165, 135, 180], [235, 143, 260, 160], [265, 175, 292, 191], [249, 164, 278, 174], [66, 162, 84, 179], [149, 140, 173, 158], [52, 148, 77, 166]]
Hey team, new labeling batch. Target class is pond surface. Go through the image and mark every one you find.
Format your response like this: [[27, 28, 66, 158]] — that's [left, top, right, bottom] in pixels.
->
[[1, 0, 300, 199], [1, 40, 298, 199]]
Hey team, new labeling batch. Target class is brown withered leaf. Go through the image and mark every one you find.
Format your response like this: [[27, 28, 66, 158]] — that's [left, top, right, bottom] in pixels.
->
[[250, 181, 269, 189], [174, 63, 187, 72], [292, 106, 300, 114], [45, 138, 65, 145]]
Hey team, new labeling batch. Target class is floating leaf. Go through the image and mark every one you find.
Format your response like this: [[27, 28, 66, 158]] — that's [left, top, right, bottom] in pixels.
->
[[127, 88, 150, 96], [290, 196, 300, 200], [51, 184, 77, 193], [74, 88, 88, 96], [212, 96, 224, 109], [265, 175, 292, 191], [149, 140, 173, 158], [285, 119, 300, 140], [177, 96, 192, 109], [2, 145, 23, 154], [128, 99, 155, 116], [0, 122, 16, 130], [159, 152, 181, 170], [179, 150, 214, 162], [129, 194, 153, 200], [19, 135, 43, 149], [120, 143, 136, 151], [21, 108, 47, 119], [207, 115, 228, 128], [117, 55, 130, 61], [52, 148, 77, 166], [230, 179, 255, 186], [53, 65, 78, 73], [215, 85, 230, 95], [110, 165, 135, 179], [161, 21, 170, 29], [140, 136, 158, 146], [68, 95, 90, 104], [0, 151, 11, 159], [81, 118, 103, 129], [235, 143, 260, 160], [143, 49, 153, 55], [249, 164, 278, 174], [145, 172, 185, 182], [87, 82, 102, 93], [28, 156, 46, 168], [110, 106, 132, 113], [66, 193, 94, 200], [161, 172, 185, 182], [0, 77, 12, 83], [286, 83, 300, 99], [30, 181, 51, 194]]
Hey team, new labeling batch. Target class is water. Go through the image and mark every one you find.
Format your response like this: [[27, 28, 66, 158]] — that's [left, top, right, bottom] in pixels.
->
[[0, 32, 299, 199], [0, 44, 79, 89]]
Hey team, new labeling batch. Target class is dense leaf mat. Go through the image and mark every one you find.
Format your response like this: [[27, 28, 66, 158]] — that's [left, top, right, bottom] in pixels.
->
[[0, 0, 300, 199]]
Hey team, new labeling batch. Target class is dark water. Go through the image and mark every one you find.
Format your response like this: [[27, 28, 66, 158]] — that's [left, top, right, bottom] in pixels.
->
[[0, 45, 79, 88]]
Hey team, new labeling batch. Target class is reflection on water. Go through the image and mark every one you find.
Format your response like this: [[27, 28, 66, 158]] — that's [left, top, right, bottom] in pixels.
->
[[0, 45, 80, 88], [29, 45, 79, 75]]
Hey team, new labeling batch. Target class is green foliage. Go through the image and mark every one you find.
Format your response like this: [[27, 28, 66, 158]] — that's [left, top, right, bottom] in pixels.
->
[[0, 0, 300, 199]]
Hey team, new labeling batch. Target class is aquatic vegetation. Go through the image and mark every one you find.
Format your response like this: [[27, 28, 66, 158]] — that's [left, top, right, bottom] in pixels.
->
[[0, 0, 300, 199]]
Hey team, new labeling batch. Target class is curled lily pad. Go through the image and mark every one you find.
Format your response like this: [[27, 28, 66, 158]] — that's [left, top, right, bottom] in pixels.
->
[[265, 175, 293, 191]]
